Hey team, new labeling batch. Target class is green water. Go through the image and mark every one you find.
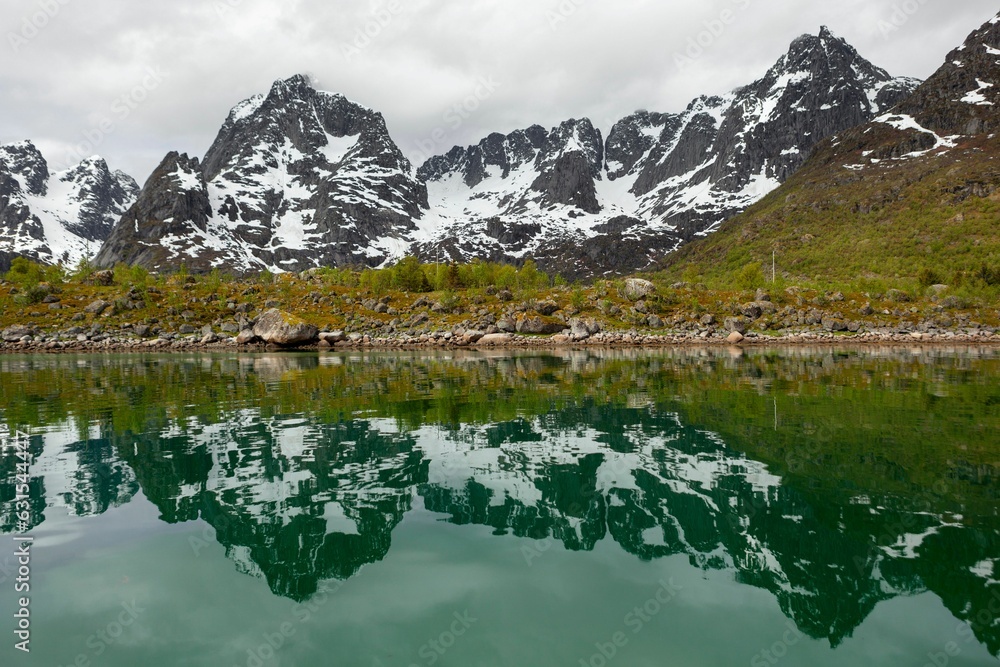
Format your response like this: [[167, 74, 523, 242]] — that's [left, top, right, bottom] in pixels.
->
[[0, 347, 998, 666]]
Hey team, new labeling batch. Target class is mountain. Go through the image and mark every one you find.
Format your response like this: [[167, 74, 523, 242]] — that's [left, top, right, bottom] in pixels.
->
[[662, 11, 1000, 285], [89, 28, 917, 278], [95, 75, 428, 273], [418, 26, 918, 278], [0, 141, 138, 272]]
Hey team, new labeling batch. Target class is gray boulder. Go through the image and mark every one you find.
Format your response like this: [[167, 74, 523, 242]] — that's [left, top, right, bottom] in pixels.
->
[[236, 330, 259, 345], [85, 299, 110, 315], [724, 316, 749, 334], [623, 278, 655, 301], [2, 324, 36, 342], [252, 309, 318, 346], [535, 300, 560, 316], [516, 316, 564, 335]]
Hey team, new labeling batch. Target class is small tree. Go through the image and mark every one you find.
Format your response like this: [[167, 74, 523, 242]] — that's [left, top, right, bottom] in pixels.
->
[[735, 262, 765, 291], [391, 256, 431, 292]]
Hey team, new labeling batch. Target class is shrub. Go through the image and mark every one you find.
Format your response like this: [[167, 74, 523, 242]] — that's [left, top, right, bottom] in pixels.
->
[[390, 256, 431, 292], [5, 257, 45, 286], [13, 284, 50, 306], [203, 268, 225, 292], [114, 263, 150, 289], [516, 260, 548, 290], [495, 265, 517, 289], [918, 267, 943, 287], [735, 262, 766, 291], [974, 263, 1000, 286], [359, 268, 390, 296], [439, 290, 460, 312], [458, 259, 495, 288], [443, 263, 463, 289]]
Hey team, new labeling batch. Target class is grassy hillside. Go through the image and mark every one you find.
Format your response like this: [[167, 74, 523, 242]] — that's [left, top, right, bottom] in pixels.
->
[[659, 12, 1000, 310], [659, 128, 1000, 306]]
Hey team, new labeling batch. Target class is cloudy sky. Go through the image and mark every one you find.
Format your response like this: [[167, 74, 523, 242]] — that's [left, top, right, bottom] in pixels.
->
[[3, 0, 997, 180]]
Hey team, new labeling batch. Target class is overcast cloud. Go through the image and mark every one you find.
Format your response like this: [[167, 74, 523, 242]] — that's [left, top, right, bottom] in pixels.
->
[[2, 0, 997, 181]]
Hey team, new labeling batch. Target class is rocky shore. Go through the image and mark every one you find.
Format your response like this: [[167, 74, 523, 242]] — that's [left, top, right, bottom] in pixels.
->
[[2, 311, 997, 355], [3, 274, 998, 354]]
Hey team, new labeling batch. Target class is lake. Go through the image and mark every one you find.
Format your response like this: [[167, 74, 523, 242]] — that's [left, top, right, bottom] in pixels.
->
[[1, 347, 998, 666]]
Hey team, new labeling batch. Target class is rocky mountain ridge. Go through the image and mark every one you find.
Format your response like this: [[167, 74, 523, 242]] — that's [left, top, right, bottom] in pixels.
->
[[415, 26, 919, 277], [84, 25, 926, 278], [662, 11, 1000, 286], [12, 21, 984, 278], [0, 141, 137, 272]]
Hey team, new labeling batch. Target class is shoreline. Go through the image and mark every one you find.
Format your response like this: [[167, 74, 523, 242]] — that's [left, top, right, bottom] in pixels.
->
[[3, 329, 999, 354]]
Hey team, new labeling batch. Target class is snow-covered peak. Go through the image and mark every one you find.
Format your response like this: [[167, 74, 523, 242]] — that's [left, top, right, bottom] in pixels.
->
[[0, 140, 49, 196], [407, 27, 920, 278], [0, 143, 137, 269], [97, 76, 428, 274]]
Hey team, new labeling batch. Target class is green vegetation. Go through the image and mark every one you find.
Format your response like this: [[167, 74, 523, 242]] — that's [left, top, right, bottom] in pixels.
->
[[659, 134, 1000, 312], [2, 250, 998, 339]]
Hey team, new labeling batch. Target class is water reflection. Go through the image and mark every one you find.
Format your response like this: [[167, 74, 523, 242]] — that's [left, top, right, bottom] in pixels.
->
[[1, 348, 998, 655]]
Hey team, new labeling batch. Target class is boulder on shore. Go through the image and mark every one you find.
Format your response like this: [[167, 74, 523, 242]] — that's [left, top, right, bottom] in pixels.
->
[[623, 278, 655, 301], [516, 316, 564, 335], [252, 309, 318, 346]]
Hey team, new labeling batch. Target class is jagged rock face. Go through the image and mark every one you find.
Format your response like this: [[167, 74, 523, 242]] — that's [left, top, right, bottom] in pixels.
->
[[417, 118, 603, 214], [605, 111, 680, 181], [606, 26, 919, 241], [895, 14, 1000, 135], [94, 152, 217, 272], [798, 13, 1000, 176], [0, 141, 137, 272], [418, 28, 919, 279], [418, 125, 549, 188], [97, 74, 429, 274]]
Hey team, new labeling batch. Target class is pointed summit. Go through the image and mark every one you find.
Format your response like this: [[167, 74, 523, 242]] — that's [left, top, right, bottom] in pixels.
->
[[97, 77, 429, 274]]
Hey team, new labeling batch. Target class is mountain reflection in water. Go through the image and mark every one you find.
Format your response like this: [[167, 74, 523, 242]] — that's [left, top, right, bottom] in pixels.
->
[[1, 347, 998, 655]]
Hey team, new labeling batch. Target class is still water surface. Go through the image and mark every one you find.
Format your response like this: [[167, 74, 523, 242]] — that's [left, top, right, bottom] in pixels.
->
[[0, 347, 998, 666]]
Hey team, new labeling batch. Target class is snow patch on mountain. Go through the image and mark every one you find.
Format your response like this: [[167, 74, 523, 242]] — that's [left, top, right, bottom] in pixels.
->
[[0, 142, 138, 269]]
